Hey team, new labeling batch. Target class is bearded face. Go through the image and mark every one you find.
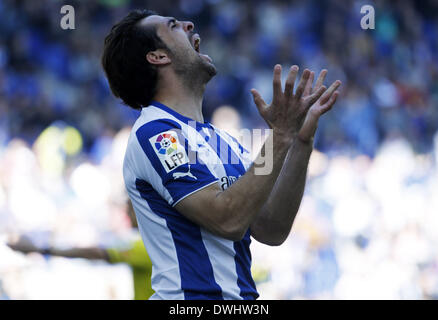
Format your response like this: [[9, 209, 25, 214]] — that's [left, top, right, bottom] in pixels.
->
[[166, 29, 217, 85], [142, 15, 217, 86]]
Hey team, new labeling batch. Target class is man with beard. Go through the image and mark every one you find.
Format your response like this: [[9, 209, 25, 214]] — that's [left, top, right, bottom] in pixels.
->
[[101, 10, 341, 300]]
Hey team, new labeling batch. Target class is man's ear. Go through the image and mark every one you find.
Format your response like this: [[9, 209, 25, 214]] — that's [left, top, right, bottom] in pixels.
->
[[146, 49, 171, 65]]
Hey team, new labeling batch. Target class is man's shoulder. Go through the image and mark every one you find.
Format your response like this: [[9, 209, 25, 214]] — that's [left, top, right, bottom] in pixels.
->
[[133, 107, 181, 135], [127, 109, 184, 153], [124, 111, 189, 179]]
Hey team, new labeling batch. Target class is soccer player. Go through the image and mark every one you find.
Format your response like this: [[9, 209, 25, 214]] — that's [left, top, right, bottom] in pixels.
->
[[101, 10, 341, 300]]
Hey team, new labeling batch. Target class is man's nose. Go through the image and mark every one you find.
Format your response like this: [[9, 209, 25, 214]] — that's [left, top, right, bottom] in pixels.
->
[[183, 21, 195, 33]]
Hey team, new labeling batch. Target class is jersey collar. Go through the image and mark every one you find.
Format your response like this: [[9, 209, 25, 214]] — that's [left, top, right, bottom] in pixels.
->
[[148, 100, 211, 129]]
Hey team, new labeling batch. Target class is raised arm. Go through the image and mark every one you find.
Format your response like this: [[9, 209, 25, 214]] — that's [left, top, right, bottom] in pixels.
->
[[176, 65, 327, 241], [7, 236, 109, 261], [251, 70, 341, 246]]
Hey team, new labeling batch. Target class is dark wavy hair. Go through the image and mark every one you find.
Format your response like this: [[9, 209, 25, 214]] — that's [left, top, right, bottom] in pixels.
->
[[101, 9, 167, 110]]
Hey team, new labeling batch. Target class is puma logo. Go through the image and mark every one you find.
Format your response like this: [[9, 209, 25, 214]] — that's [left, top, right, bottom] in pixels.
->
[[173, 168, 197, 180]]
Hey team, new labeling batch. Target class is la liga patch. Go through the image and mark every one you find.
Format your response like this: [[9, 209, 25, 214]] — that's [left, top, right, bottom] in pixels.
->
[[149, 130, 189, 173]]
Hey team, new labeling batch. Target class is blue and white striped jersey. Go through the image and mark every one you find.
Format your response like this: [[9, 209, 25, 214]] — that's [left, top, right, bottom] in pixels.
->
[[123, 101, 259, 300]]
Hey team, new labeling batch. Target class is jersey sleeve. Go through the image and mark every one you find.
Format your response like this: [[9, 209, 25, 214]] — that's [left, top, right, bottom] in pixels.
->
[[133, 118, 219, 206]]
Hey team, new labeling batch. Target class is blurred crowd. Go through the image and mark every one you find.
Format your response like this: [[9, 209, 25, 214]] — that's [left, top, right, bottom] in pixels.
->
[[0, 0, 438, 299]]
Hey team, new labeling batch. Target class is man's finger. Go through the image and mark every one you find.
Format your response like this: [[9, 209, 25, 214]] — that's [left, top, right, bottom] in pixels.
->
[[272, 64, 282, 105], [319, 91, 339, 115], [313, 69, 327, 93], [306, 85, 327, 107], [303, 71, 315, 97], [284, 65, 299, 99], [294, 69, 311, 100], [319, 80, 341, 105], [251, 88, 267, 115]]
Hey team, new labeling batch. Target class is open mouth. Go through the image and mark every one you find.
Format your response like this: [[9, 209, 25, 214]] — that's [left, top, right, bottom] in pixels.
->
[[194, 38, 200, 53], [191, 33, 212, 63], [192, 34, 201, 53]]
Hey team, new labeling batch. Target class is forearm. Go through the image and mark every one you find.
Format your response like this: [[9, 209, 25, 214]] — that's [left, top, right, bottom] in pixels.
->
[[41, 247, 109, 261], [251, 137, 313, 245], [212, 129, 291, 239]]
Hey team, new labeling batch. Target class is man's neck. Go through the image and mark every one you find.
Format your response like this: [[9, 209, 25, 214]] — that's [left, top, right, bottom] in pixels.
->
[[153, 78, 205, 123]]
